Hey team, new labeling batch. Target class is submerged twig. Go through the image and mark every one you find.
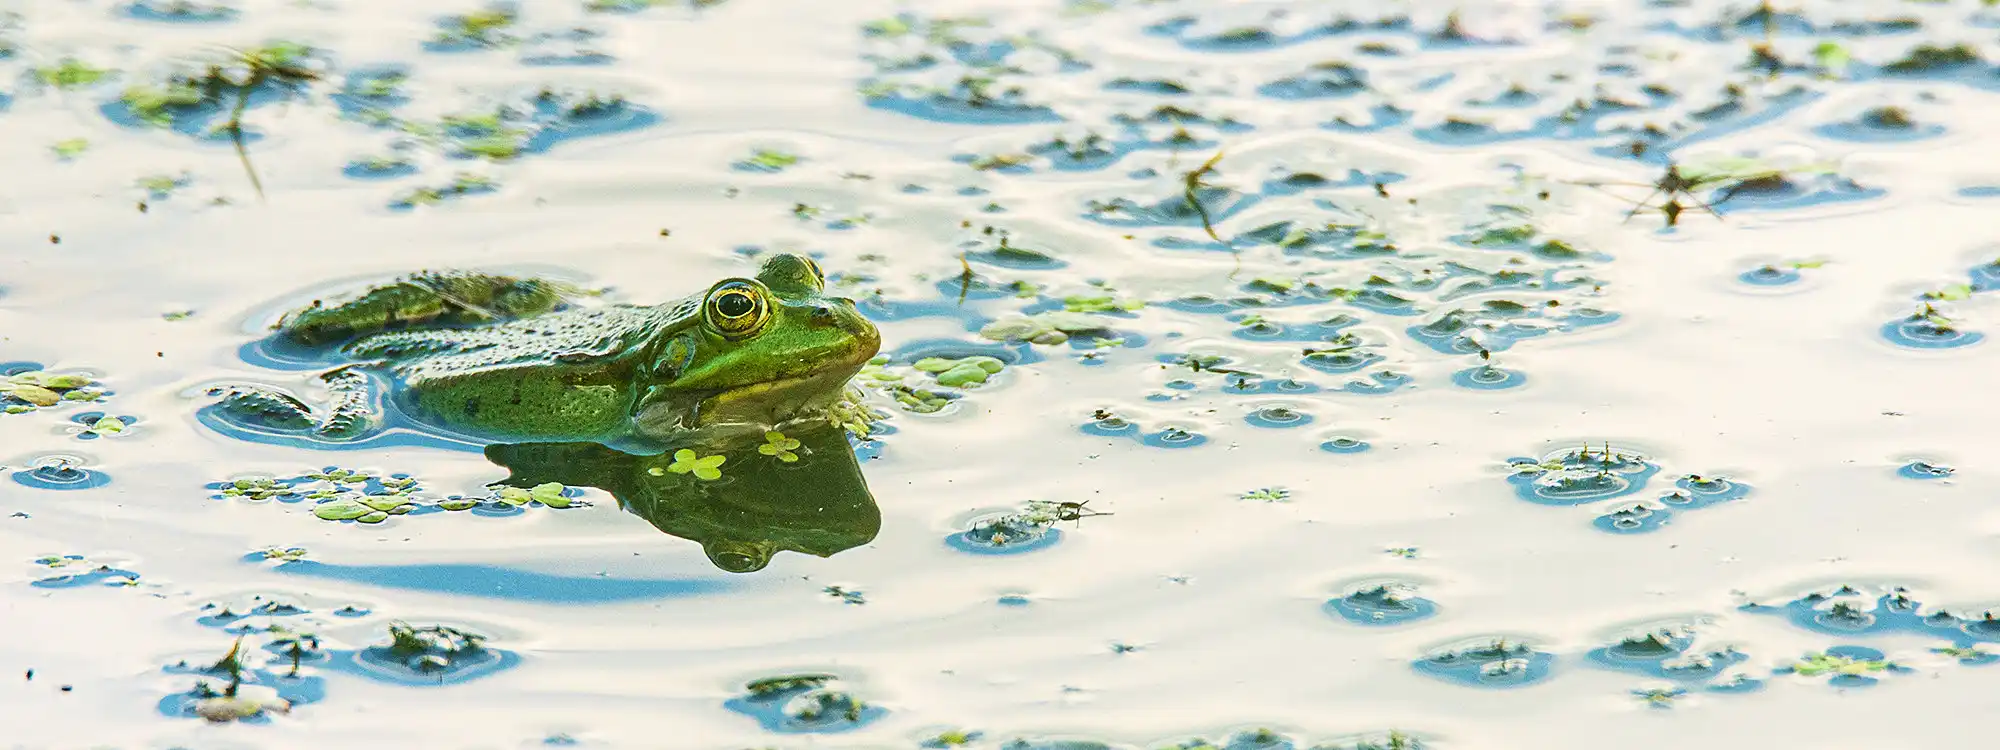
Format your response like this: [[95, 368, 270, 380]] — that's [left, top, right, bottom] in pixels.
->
[[200, 44, 324, 200], [1183, 148, 1226, 242]]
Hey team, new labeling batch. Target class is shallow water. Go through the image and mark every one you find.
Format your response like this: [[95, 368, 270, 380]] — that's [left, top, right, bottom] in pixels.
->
[[7, 0, 2000, 747]]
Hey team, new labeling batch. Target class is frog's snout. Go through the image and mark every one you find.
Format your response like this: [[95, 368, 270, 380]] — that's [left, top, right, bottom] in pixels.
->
[[813, 299, 878, 338]]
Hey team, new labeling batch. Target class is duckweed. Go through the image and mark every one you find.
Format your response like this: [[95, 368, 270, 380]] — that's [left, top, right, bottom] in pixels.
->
[[209, 467, 584, 523], [1, 367, 109, 412], [661, 449, 727, 480], [36, 59, 112, 89]]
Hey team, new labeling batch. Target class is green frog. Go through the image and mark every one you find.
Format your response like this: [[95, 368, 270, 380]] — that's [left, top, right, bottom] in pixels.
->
[[209, 253, 881, 445]]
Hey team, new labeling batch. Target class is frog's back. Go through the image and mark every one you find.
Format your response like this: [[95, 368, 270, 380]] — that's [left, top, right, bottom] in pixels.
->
[[347, 301, 691, 373], [347, 301, 693, 439]]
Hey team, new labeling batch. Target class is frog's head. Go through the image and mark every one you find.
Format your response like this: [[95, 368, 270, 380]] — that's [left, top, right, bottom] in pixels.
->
[[703, 538, 777, 573], [640, 254, 880, 429]]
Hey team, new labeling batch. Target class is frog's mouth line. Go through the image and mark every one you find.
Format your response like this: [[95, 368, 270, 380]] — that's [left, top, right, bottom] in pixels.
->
[[690, 365, 866, 425]]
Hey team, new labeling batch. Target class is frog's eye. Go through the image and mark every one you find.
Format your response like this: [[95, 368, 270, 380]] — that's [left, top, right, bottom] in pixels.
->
[[705, 282, 768, 338], [801, 257, 826, 289]]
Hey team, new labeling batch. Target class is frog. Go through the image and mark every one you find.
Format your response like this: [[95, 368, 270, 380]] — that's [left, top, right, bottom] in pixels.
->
[[207, 253, 881, 445]]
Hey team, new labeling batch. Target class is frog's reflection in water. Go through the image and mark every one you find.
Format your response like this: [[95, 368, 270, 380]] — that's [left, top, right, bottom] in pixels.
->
[[484, 418, 878, 573]]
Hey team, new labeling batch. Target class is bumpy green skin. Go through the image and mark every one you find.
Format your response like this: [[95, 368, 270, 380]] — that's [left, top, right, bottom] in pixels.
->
[[277, 272, 570, 346], [219, 254, 880, 443]]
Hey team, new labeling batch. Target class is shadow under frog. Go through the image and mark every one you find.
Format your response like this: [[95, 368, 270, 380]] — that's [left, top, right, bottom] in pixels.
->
[[486, 418, 879, 573]]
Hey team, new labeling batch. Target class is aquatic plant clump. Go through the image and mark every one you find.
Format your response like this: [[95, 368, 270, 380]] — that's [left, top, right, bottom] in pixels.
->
[[1779, 646, 1907, 687], [207, 467, 585, 523], [1505, 443, 1661, 505], [944, 500, 1104, 554], [1327, 582, 1438, 626], [947, 511, 1060, 554], [1584, 624, 1748, 686], [351, 622, 516, 684], [1412, 636, 1557, 688], [1738, 584, 2000, 652], [159, 636, 319, 724], [1, 366, 110, 414], [30, 555, 144, 589], [726, 673, 886, 733]]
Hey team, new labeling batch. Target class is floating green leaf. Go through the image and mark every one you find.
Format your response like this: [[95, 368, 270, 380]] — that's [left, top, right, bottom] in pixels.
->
[[664, 448, 726, 480], [36, 58, 110, 89], [742, 149, 800, 170], [50, 138, 89, 159], [1813, 41, 1850, 77], [1925, 284, 1975, 302], [758, 431, 802, 462]]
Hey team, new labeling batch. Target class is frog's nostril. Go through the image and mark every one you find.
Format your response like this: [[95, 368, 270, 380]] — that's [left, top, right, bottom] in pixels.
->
[[811, 306, 835, 323]]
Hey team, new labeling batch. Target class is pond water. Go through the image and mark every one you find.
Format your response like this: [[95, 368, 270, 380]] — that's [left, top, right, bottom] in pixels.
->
[[6, 0, 2000, 747]]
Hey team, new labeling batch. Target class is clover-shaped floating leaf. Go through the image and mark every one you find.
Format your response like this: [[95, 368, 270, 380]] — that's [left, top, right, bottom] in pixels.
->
[[218, 477, 296, 501], [312, 494, 415, 523], [495, 482, 573, 508], [307, 468, 372, 484], [912, 356, 1006, 387], [1791, 651, 1890, 677], [659, 449, 726, 480], [979, 310, 1110, 345], [758, 431, 802, 462]]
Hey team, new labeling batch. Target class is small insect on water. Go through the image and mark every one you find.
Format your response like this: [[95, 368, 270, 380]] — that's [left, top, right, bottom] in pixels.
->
[[1572, 163, 1724, 228], [1574, 157, 1836, 228], [1049, 499, 1111, 526]]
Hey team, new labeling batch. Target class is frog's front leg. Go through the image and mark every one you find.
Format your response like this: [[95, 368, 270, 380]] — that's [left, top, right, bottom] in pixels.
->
[[207, 366, 382, 441]]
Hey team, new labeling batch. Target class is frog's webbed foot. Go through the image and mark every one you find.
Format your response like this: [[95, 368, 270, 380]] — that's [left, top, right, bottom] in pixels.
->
[[207, 366, 380, 440], [276, 271, 580, 346], [818, 385, 886, 441]]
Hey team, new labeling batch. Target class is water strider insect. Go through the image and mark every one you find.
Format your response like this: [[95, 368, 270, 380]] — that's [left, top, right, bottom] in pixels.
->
[[1048, 499, 1111, 524], [1576, 157, 1836, 227], [1573, 163, 1724, 228]]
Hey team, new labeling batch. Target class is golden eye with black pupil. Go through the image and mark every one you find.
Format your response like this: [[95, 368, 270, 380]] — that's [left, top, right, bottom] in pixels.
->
[[802, 257, 826, 289], [705, 283, 767, 338]]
